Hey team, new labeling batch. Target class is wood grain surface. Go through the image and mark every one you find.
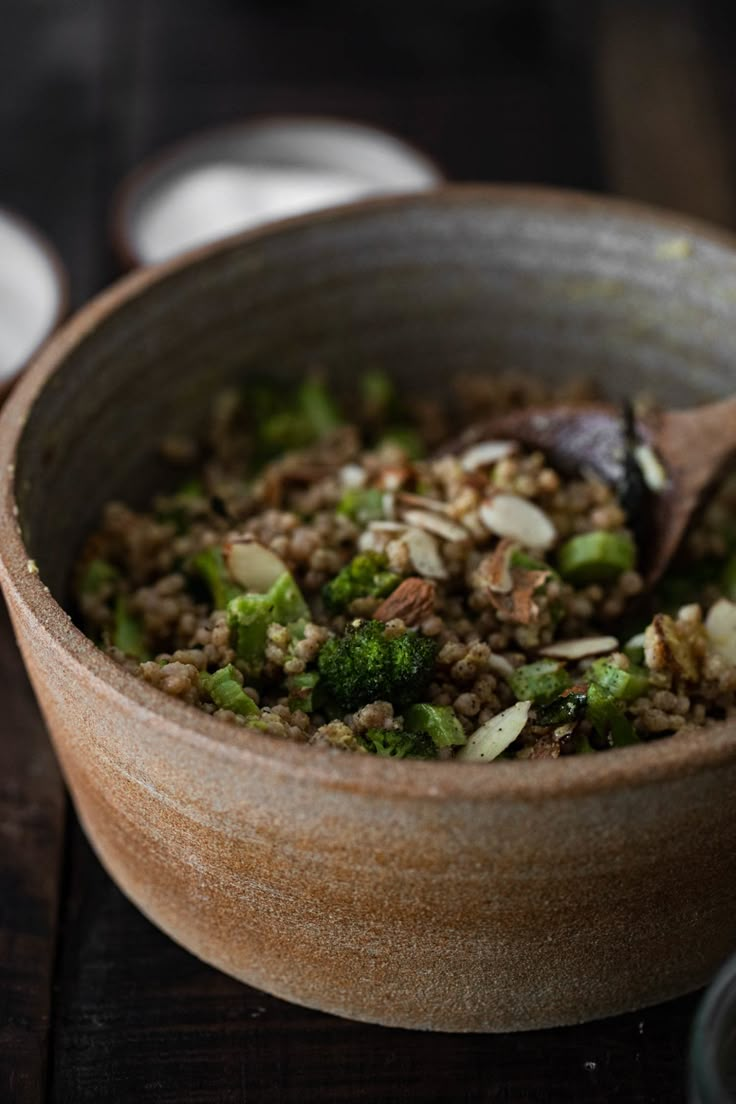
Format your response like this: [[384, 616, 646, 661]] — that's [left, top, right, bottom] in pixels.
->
[[1, 0, 733, 1100]]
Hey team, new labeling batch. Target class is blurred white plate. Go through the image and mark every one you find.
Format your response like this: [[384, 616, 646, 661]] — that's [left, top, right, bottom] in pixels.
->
[[0, 208, 66, 392], [112, 116, 444, 267]]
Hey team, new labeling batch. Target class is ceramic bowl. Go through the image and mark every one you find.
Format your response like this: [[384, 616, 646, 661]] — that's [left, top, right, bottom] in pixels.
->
[[0, 206, 66, 397], [112, 115, 443, 267], [1, 187, 735, 1033]]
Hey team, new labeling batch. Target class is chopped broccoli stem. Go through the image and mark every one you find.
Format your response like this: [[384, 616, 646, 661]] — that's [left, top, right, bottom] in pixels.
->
[[190, 546, 242, 610], [535, 687, 588, 726], [79, 557, 119, 596], [201, 665, 259, 716], [112, 595, 149, 659], [557, 530, 636, 584], [588, 657, 649, 702], [508, 659, 571, 704], [287, 670, 320, 713], [361, 727, 436, 759], [322, 551, 401, 614], [227, 571, 310, 676], [336, 486, 385, 525], [403, 702, 466, 748], [317, 619, 438, 711], [586, 682, 639, 748]]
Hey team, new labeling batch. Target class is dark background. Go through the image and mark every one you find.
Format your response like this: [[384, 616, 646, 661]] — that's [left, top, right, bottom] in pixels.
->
[[2, 1, 736, 1101]]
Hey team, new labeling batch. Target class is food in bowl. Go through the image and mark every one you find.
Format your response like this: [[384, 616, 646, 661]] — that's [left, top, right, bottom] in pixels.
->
[[75, 370, 736, 761]]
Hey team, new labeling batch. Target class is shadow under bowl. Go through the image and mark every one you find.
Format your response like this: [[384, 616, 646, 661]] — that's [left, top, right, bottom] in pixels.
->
[[1, 186, 735, 1032]]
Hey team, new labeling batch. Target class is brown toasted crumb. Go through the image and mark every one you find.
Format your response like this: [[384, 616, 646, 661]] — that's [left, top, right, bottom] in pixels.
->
[[373, 577, 436, 625]]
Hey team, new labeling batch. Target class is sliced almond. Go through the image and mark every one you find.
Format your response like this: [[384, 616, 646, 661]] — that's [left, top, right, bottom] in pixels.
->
[[373, 577, 436, 625], [396, 491, 454, 516], [479, 494, 556, 550], [645, 613, 703, 681], [476, 538, 518, 594], [705, 599, 736, 665], [457, 700, 531, 762], [404, 527, 448, 580], [489, 566, 551, 625], [401, 508, 469, 544], [460, 440, 517, 472], [634, 443, 668, 493], [339, 463, 367, 489], [367, 520, 407, 533], [223, 536, 288, 592], [538, 635, 618, 660], [376, 465, 412, 492]]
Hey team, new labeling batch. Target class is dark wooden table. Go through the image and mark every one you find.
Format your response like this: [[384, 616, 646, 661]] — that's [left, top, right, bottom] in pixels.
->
[[2, 2, 735, 1100]]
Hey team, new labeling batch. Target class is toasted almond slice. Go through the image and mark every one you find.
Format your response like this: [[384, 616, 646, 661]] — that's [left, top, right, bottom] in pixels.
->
[[476, 538, 518, 594], [705, 598, 736, 664], [634, 443, 668, 493], [367, 520, 406, 533], [223, 536, 289, 592], [396, 491, 454, 516], [382, 491, 396, 519], [460, 440, 517, 471], [457, 700, 531, 761], [401, 508, 469, 544], [538, 635, 618, 660], [373, 577, 436, 625], [405, 527, 448, 580], [479, 494, 556, 550]]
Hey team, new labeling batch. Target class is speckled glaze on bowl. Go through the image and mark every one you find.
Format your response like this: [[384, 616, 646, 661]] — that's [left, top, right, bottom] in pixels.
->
[[1, 187, 735, 1033]]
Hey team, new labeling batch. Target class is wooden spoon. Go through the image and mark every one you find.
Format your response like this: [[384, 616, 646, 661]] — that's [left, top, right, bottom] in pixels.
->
[[456, 396, 736, 587]]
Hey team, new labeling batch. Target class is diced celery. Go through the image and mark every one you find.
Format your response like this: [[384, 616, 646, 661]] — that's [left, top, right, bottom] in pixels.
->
[[403, 703, 466, 748], [589, 657, 649, 702], [201, 665, 259, 716], [112, 595, 149, 660], [586, 683, 639, 748], [508, 659, 571, 704], [557, 530, 636, 584]]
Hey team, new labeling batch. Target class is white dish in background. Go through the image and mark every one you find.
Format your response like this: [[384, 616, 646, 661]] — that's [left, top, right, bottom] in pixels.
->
[[112, 116, 444, 267], [0, 208, 66, 391]]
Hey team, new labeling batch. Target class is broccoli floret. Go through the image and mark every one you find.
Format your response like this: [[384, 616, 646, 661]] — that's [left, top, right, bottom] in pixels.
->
[[190, 546, 243, 610], [255, 375, 341, 457], [201, 664, 259, 717], [322, 552, 401, 614], [227, 571, 309, 676], [317, 619, 438, 711], [361, 727, 436, 759]]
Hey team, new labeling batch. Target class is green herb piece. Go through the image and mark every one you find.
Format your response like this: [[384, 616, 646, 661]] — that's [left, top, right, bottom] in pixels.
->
[[287, 670, 320, 713], [535, 687, 588, 726], [403, 702, 466, 749], [336, 486, 385, 525], [317, 620, 438, 712], [112, 595, 149, 660], [79, 557, 119, 596], [201, 664, 259, 717], [588, 657, 649, 702], [586, 682, 639, 748], [557, 530, 636, 585], [322, 551, 401, 614], [360, 727, 436, 759], [190, 546, 243, 610], [508, 659, 571, 704], [227, 571, 310, 676]]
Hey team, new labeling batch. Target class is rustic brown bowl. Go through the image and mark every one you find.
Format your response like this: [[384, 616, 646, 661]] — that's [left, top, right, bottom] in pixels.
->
[[1, 186, 735, 1033]]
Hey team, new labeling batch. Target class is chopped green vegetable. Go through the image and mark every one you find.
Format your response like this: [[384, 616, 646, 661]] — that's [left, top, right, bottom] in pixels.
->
[[535, 687, 588, 726], [588, 657, 649, 702], [190, 546, 242, 610], [287, 670, 320, 713], [378, 427, 424, 459], [227, 571, 310, 675], [112, 595, 149, 659], [557, 530, 636, 584], [361, 370, 395, 417], [586, 682, 639, 748], [79, 557, 119, 596], [360, 727, 436, 759], [257, 375, 341, 456], [336, 486, 385, 525], [317, 619, 438, 711], [508, 659, 571, 704], [201, 664, 259, 717], [403, 702, 466, 748], [623, 632, 646, 665], [322, 551, 401, 613]]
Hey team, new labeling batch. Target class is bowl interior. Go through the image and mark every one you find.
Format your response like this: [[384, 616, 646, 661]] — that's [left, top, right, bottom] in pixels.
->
[[13, 188, 736, 605]]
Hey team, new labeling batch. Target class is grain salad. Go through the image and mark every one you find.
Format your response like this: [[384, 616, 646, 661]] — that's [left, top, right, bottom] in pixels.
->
[[75, 371, 736, 761]]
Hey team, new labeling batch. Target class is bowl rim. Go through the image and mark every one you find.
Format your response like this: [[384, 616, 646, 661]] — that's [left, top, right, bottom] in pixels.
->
[[3, 182, 736, 802], [0, 203, 69, 395], [109, 113, 446, 270]]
